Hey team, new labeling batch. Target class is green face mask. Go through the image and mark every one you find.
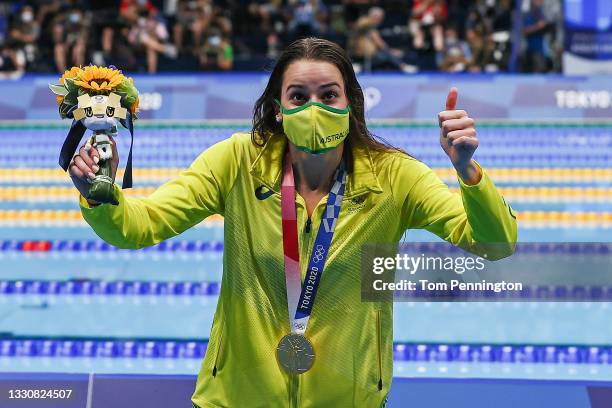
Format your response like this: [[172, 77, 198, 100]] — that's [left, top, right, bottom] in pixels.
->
[[275, 99, 350, 154]]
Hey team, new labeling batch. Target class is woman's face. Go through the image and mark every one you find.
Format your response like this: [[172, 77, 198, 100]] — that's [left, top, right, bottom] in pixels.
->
[[278, 59, 348, 116]]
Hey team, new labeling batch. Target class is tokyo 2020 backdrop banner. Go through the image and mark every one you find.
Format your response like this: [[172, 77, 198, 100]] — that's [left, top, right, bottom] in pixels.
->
[[3, 74, 612, 120], [564, 0, 612, 75]]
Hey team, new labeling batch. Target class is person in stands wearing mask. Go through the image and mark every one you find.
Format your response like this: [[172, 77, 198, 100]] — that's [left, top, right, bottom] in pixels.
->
[[69, 38, 517, 407], [440, 24, 472, 72], [9, 5, 40, 69], [198, 23, 233, 71], [52, 7, 87, 72]]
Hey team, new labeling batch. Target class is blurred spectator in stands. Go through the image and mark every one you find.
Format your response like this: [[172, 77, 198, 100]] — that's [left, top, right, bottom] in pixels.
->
[[9, 5, 40, 70], [52, 7, 87, 72], [465, 2, 492, 72], [104, 23, 139, 71], [174, 0, 213, 54], [242, 0, 283, 58], [198, 22, 233, 70], [127, 8, 177, 73], [286, 0, 328, 43], [489, 0, 513, 71], [445, 0, 468, 38], [0, 4, 8, 44], [521, 0, 549, 72], [409, 0, 447, 53], [349, 7, 415, 73], [248, 0, 282, 34], [328, 4, 348, 37], [540, 0, 562, 71], [439, 24, 471, 72], [343, 0, 372, 26], [88, 0, 122, 67], [492, 0, 513, 32], [0, 0, 562, 74], [0, 39, 26, 78], [120, 0, 157, 24]]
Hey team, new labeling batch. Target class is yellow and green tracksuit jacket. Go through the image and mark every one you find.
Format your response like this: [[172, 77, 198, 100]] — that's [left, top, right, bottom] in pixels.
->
[[79, 131, 518, 408]]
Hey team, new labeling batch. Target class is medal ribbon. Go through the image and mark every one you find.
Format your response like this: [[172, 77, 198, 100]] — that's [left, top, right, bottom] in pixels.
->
[[281, 151, 347, 335]]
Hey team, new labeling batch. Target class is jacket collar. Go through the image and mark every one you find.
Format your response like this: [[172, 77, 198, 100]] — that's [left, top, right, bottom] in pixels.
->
[[249, 133, 383, 198]]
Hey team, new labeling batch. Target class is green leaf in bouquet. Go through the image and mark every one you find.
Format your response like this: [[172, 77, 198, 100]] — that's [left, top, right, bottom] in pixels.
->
[[63, 91, 78, 107], [49, 84, 69, 96], [64, 77, 78, 93]]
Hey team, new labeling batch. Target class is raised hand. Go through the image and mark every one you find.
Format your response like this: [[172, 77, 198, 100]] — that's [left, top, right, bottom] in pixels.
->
[[68, 134, 119, 204], [438, 87, 481, 185]]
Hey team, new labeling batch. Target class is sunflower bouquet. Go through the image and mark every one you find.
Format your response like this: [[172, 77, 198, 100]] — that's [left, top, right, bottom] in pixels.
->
[[50, 65, 139, 119], [50, 65, 140, 205]]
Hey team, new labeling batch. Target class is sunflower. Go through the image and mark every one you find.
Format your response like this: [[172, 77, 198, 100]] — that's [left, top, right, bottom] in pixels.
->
[[56, 95, 64, 105], [59, 66, 82, 85], [73, 65, 125, 92]]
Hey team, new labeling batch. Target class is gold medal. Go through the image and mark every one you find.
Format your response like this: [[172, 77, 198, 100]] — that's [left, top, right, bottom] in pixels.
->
[[276, 333, 315, 374]]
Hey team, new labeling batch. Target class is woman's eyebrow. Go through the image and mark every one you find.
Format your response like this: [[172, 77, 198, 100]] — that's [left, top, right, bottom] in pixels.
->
[[286, 84, 306, 92], [318, 82, 340, 89], [285, 82, 340, 92]]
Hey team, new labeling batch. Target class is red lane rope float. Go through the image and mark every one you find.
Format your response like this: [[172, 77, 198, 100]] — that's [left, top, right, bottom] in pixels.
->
[[21, 240, 52, 252]]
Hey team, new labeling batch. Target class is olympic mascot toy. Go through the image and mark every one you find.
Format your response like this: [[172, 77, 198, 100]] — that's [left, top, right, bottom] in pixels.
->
[[49, 65, 139, 205]]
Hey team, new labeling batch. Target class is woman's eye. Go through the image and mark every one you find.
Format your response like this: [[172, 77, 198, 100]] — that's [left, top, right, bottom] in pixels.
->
[[290, 94, 306, 103], [323, 91, 338, 100]]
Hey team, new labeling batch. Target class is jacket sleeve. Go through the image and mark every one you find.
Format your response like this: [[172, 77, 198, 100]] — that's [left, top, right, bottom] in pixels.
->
[[78, 133, 243, 249], [395, 157, 518, 260]]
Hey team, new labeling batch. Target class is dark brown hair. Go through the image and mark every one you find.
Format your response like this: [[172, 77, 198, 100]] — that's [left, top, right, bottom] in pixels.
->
[[251, 37, 407, 164]]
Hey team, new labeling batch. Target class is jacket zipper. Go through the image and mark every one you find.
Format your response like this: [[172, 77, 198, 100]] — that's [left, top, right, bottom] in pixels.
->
[[299, 214, 315, 279], [376, 310, 383, 391], [212, 323, 224, 377]]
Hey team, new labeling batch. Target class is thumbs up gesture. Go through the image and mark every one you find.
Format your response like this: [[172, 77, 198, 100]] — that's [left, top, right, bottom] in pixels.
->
[[438, 87, 481, 185]]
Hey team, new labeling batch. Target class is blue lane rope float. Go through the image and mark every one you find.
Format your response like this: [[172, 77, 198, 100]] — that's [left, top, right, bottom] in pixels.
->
[[0, 338, 610, 364], [1, 153, 609, 167], [0, 338, 208, 359], [0, 280, 221, 296], [0, 240, 224, 253], [392, 343, 611, 364]]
